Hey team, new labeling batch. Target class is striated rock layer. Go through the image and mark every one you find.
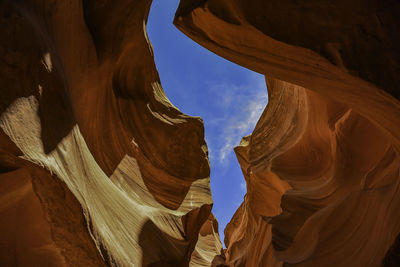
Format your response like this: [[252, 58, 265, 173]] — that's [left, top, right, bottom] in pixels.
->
[[0, 0, 222, 266], [2, 0, 400, 266], [174, 0, 400, 266]]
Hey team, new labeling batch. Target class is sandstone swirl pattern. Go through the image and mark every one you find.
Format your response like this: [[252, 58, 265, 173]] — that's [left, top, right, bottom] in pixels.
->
[[2, 0, 400, 266], [0, 0, 221, 266], [174, 0, 400, 266]]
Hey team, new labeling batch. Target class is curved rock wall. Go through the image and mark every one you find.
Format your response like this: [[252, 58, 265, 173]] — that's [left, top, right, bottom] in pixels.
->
[[2, 0, 400, 266], [174, 0, 400, 266], [0, 0, 221, 266]]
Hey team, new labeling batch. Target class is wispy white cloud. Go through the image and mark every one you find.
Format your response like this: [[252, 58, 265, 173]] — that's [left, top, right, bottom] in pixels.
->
[[205, 73, 268, 164], [240, 181, 247, 192]]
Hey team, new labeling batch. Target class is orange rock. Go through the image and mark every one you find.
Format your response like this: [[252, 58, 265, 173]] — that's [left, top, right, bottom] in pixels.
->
[[0, 0, 219, 266], [175, 0, 400, 266], [2, 0, 400, 266]]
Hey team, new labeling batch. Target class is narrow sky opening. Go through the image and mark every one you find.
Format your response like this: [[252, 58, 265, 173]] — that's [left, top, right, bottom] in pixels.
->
[[147, 0, 268, 244]]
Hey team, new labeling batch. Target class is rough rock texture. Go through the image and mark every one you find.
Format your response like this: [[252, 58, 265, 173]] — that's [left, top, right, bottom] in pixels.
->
[[174, 0, 400, 266], [2, 0, 400, 266], [0, 0, 221, 266]]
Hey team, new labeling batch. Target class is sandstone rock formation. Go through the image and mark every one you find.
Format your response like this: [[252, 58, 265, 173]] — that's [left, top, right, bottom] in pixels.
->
[[174, 0, 400, 266], [0, 0, 221, 266], [2, 0, 400, 266]]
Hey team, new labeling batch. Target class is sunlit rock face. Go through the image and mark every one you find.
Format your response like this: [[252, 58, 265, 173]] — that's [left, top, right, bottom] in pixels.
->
[[175, 0, 400, 266], [0, 0, 222, 266]]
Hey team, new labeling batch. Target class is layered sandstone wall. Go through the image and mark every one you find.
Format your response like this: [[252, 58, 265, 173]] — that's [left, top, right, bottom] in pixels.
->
[[0, 0, 221, 266], [2, 0, 400, 266], [174, 0, 400, 266]]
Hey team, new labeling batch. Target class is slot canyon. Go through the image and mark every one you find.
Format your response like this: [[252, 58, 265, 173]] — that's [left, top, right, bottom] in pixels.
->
[[1, 0, 400, 266]]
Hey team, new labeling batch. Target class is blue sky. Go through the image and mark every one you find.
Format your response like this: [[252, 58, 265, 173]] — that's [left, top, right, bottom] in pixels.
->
[[147, 0, 268, 244]]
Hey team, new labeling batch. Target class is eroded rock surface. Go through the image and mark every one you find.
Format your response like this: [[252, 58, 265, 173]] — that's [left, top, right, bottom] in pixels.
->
[[0, 0, 221, 266], [174, 0, 400, 266], [2, 0, 400, 266]]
